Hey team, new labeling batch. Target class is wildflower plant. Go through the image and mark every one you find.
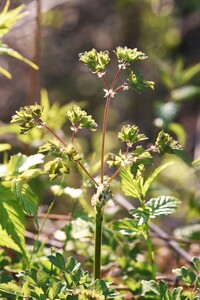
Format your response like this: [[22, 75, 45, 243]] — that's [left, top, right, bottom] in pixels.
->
[[6, 47, 183, 297]]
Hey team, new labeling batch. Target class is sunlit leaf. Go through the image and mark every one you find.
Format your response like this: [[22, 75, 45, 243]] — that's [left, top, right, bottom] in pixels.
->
[[12, 179, 38, 218], [143, 162, 173, 196], [0, 183, 27, 257], [0, 224, 21, 252], [120, 167, 143, 200], [146, 196, 179, 218]]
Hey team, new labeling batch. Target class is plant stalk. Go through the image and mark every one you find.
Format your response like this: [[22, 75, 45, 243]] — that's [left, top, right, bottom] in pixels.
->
[[145, 222, 156, 280], [94, 208, 103, 280], [100, 96, 111, 183]]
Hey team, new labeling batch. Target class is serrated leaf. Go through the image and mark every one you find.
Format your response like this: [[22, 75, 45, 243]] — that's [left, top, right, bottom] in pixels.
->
[[120, 167, 143, 200], [111, 218, 144, 235], [6, 153, 24, 176], [173, 267, 196, 285], [192, 257, 200, 273], [12, 179, 38, 218], [143, 162, 173, 197], [129, 208, 150, 225], [48, 253, 65, 272], [0, 224, 21, 252], [146, 196, 179, 218], [0, 183, 27, 258]]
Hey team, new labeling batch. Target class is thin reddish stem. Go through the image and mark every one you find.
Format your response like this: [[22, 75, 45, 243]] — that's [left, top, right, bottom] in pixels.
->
[[101, 96, 111, 183], [102, 74, 109, 90], [110, 66, 123, 90], [77, 160, 99, 186], [107, 165, 123, 185], [43, 124, 67, 147], [43, 123, 98, 186]]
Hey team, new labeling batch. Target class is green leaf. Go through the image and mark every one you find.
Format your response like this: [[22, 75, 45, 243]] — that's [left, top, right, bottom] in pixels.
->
[[48, 252, 65, 272], [0, 282, 22, 296], [171, 287, 183, 300], [143, 162, 173, 197], [129, 208, 150, 225], [0, 183, 27, 257], [48, 281, 62, 300], [168, 122, 186, 147], [128, 69, 154, 91], [94, 279, 109, 295], [142, 280, 160, 296], [171, 86, 200, 102], [0, 2, 27, 39], [36, 269, 49, 289], [0, 66, 12, 79], [181, 62, 200, 84], [155, 130, 182, 154], [65, 256, 80, 273], [120, 167, 143, 200], [12, 179, 38, 217], [173, 267, 196, 285], [196, 276, 200, 290], [6, 153, 24, 176], [0, 43, 38, 70], [192, 257, 200, 273], [0, 224, 21, 252], [146, 196, 180, 218], [111, 218, 145, 235]]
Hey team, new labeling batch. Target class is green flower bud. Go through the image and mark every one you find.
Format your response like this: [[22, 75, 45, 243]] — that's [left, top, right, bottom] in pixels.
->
[[79, 48, 110, 75], [114, 46, 147, 66], [44, 158, 69, 180], [67, 105, 97, 132], [118, 125, 148, 147], [11, 103, 43, 134]]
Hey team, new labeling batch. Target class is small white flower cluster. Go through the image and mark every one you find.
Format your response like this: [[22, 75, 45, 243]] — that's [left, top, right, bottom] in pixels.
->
[[103, 89, 117, 98]]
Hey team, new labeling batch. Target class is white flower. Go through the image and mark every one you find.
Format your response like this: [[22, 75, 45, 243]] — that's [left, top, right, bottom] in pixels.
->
[[103, 89, 117, 98]]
